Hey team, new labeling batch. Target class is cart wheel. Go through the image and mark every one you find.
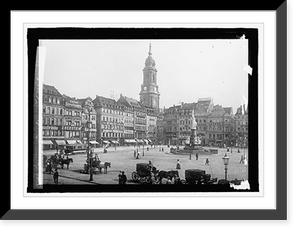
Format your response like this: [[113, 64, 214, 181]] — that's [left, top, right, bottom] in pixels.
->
[[132, 172, 138, 182]]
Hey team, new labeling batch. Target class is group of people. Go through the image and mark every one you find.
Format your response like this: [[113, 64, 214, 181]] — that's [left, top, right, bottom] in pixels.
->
[[118, 171, 127, 185]]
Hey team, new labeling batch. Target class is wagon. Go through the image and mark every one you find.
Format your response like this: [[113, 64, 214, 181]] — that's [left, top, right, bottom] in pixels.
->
[[184, 169, 217, 185], [132, 163, 153, 184]]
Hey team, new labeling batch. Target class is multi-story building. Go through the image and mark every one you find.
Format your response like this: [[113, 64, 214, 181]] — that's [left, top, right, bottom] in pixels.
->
[[206, 105, 235, 147], [163, 105, 180, 145], [61, 95, 83, 149], [42, 84, 65, 150], [194, 98, 214, 145], [93, 96, 124, 146], [178, 103, 196, 145], [117, 95, 135, 144], [235, 104, 248, 147], [78, 97, 98, 147], [143, 104, 157, 144], [121, 95, 147, 141]]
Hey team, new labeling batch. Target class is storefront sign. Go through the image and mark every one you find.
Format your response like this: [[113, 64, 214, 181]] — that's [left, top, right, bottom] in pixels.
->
[[65, 102, 82, 109], [124, 130, 133, 134], [62, 126, 81, 131], [43, 126, 59, 130]]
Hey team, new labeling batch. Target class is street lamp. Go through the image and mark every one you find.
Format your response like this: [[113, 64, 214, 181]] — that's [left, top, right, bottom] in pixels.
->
[[142, 131, 145, 156], [83, 107, 93, 181], [222, 153, 230, 181]]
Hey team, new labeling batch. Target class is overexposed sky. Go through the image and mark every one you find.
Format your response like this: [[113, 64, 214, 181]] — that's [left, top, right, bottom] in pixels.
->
[[41, 39, 248, 112]]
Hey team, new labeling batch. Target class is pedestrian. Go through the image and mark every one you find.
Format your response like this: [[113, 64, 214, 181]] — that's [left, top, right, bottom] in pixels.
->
[[239, 155, 244, 164], [189, 153, 192, 160], [176, 159, 181, 170], [118, 171, 127, 185], [196, 153, 199, 160], [133, 150, 136, 158], [53, 168, 59, 185], [205, 158, 210, 165], [137, 151, 140, 159], [162, 147, 164, 152]]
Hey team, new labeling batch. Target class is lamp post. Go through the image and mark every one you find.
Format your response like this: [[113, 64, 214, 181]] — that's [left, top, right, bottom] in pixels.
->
[[222, 153, 230, 181], [142, 131, 145, 156], [84, 108, 93, 181]]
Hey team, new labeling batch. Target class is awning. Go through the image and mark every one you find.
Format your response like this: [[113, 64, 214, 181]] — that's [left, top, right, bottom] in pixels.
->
[[103, 140, 110, 144], [110, 140, 119, 144], [124, 139, 136, 143], [43, 140, 53, 145], [76, 140, 84, 144], [54, 140, 66, 145], [66, 140, 78, 145], [142, 139, 148, 144], [89, 140, 99, 144], [147, 139, 152, 143], [135, 139, 143, 143]]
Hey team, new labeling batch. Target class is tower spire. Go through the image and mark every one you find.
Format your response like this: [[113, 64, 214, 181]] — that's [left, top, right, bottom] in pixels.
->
[[148, 43, 152, 55]]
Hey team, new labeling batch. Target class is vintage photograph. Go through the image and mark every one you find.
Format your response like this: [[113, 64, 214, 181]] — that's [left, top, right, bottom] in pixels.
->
[[28, 28, 258, 192]]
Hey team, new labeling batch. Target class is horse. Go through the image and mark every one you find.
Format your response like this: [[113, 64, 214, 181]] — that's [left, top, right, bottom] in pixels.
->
[[59, 158, 73, 169], [157, 170, 179, 182], [99, 162, 111, 174]]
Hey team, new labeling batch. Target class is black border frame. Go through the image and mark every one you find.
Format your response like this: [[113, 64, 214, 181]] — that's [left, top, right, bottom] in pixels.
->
[[26, 27, 259, 194], [4, 2, 287, 219]]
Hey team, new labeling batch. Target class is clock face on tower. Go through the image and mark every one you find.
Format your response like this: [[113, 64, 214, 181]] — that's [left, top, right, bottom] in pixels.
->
[[144, 86, 147, 91]]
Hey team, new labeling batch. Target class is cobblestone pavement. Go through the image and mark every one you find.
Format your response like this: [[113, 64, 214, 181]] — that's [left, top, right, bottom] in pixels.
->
[[43, 145, 248, 185]]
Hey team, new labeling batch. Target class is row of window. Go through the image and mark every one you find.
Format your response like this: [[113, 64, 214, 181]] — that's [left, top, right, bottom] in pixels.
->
[[101, 132, 124, 138], [101, 115, 123, 123], [135, 118, 146, 124], [43, 106, 64, 115], [43, 95, 61, 104], [43, 130, 63, 136], [43, 117, 63, 126], [101, 124, 124, 130]]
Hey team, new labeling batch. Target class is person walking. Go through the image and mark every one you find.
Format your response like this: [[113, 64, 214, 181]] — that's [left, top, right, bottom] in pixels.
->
[[176, 159, 181, 170], [196, 153, 199, 160], [53, 169, 59, 185], [205, 158, 210, 165]]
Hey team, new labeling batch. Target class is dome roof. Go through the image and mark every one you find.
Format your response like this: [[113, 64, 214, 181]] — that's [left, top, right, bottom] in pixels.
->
[[145, 43, 156, 67], [145, 55, 156, 67]]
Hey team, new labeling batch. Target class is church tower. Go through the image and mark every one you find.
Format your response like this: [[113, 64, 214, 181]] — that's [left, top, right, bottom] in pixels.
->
[[139, 43, 160, 110]]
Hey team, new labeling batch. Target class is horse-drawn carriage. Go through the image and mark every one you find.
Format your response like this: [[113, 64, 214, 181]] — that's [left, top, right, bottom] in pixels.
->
[[132, 163, 156, 184], [131, 163, 184, 185], [83, 158, 111, 174], [44, 154, 73, 173], [184, 169, 217, 185]]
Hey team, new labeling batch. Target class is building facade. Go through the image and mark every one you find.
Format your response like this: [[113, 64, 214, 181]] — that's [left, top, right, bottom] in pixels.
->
[[42, 84, 65, 150], [139, 44, 160, 111], [61, 95, 83, 149], [93, 96, 124, 146], [117, 95, 135, 144], [235, 104, 248, 148]]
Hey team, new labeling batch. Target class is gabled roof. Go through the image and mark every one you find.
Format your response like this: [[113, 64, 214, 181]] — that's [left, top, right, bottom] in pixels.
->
[[223, 107, 233, 115], [93, 95, 121, 109], [43, 84, 62, 96]]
